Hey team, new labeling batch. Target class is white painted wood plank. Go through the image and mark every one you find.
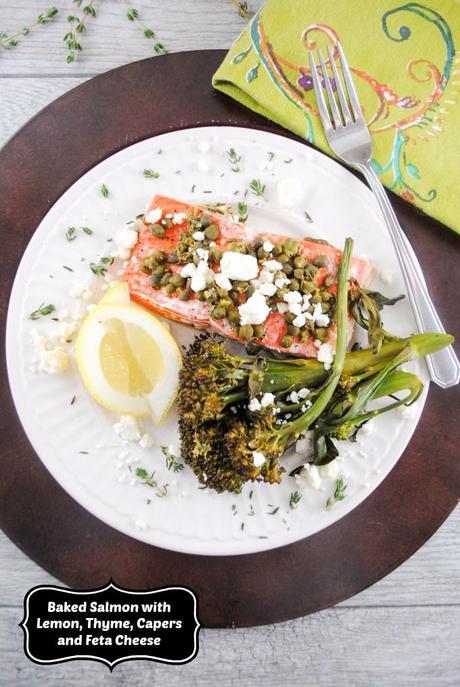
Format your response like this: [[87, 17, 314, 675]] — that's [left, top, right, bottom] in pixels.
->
[[1, 604, 459, 686], [1, 507, 458, 607], [0, 0, 264, 75]]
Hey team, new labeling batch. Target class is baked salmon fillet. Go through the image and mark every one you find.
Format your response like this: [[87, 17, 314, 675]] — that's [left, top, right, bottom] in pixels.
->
[[124, 195, 373, 357]]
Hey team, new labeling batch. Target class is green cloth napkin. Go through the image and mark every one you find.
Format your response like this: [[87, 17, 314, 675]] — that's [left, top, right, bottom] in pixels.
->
[[213, 0, 460, 234]]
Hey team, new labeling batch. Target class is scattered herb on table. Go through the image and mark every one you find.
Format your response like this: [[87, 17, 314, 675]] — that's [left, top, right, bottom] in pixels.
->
[[229, 0, 251, 19], [29, 303, 56, 320], [64, 1, 97, 64], [249, 178, 265, 198], [135, 467, 168, 497], [0, 6, 58, 51], [161, 446, 184, 472], [125, 4, 168, 54]]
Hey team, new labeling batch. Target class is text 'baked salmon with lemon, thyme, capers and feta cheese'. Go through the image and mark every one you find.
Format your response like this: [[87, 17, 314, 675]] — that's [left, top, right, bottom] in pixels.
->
[[123, 195, 373, 357]]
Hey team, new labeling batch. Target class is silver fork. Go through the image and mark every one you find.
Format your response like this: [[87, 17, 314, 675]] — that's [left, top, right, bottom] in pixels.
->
[[309, 41, 459, 389]]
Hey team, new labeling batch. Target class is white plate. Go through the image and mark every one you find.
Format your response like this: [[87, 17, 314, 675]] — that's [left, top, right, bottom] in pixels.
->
[[6, 126, 428, 556]]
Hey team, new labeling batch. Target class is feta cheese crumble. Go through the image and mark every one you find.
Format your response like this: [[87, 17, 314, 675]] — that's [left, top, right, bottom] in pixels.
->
[[238, 292, 270, 325], [191, 261, 214, 292], [113, 415, 142, 442], [139, 433, 154, 449], [253, 451, 266, 468], [172, 212, 187, 225], [192, 231, 205, 241], [317, 342, 334, 370], [296, 463, 322, 490], [145, 207, 162, 224], [113, 228, 138, 259], [260, 392, 275, 407], [277, 177, 304, 208], [220, 252, 259, 281], [38, 348, 70, 374]]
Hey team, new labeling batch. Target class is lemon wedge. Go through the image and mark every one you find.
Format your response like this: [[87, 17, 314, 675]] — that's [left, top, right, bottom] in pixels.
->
[[76, 284, 181, 422]]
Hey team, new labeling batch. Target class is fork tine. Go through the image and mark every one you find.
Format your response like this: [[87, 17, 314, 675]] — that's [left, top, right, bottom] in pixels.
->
[[308, 51, 333, 130], [317, 47, 341, 128], [336, 41, 363, 122], [327, 44, 352, 124]]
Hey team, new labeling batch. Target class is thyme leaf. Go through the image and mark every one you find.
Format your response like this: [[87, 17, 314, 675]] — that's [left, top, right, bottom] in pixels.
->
[[161, 446, 184, 473], [135, 467, 168, 497], [227, 148, 241, 173], [100, 183, 109, 198], [249, 178, 265, 198], [29, 303, 56, 320], [237, 201, 248, 223], [289, 490, 302, 509], [144, 168, 160, 179]]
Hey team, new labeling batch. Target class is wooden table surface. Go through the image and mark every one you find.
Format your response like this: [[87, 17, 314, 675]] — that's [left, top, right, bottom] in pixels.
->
[[0, 2, 458, 685]]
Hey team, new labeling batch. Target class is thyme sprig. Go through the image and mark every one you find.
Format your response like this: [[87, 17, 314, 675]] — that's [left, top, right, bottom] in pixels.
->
[[90, 256, 113, 277], [161, 446, 184, 473], [326, 478, 347, 510], [250, 178, 265, 198], [124, 2, 168, 55], [143, 168, 160, 179], [289, 490, 302, 510], [29, 303, 56, 320], [229, 0, 251, 20], [227, 148, 241, 172], [64, 1, 97, 64], [135, 467, 168, 497], [0, 7, 58, 51], [237, 201, 248, 223]]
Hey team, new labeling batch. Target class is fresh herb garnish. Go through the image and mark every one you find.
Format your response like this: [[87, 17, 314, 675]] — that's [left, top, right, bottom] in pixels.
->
[[191, 184, 196, 193], [65, 226, 77, 242], [237, 201, 248, 223], [249, 178, 265, 198], [143, 168, 160, 179], [304, 210, 313, 223], [0, 6, 59, 52], [161, 446, 184, 472], [231, 504, 238, 515], [90, 256, 114, 277], [240, 521, 245, 531], [268, 151, 275, 162], [82, 226, 93, 235], [100, 183, 109, 198], [29, 303, 56, 320], [229, 0, 250, 19], [135, 467, 168, 497], [326, 478, 347, 510], [63, 265, 73, 272], [227, 148, 241, 172], [267, 505, 279, 515], [289, 490, 302, 510]]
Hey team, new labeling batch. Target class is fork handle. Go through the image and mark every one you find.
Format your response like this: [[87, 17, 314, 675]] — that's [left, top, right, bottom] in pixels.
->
[[357, 163, 460, 389]]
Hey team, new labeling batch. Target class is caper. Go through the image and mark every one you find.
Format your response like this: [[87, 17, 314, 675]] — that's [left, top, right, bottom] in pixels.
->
[[196, 291, 206, 301], [272, 243, 283, 256], [257, 247, 267, 260], [299, 330, 310, 343], [212, 306, 226, 320], [274, 271, 285, 282], [277, 253, 289, 264], [204, 224, 219, 240], [322, 302, 331, 313], [151, 275, 161, 288], [304, 265, 318, 279], [141, 259, 154, 274], [283, 238, 299, 256], [301, 279, 315, 294], [289, 278, 300, 291], [277, 287, 289, 299], [314, 255, 328, 268], [193, 254, 201, 266], [170, 274, 186, 288], [150, 224, 165, 238], [239, 325, 254, 341], [228, 241, 247, 253], [247, 285, 255, 297], [216, 287, 228, 298], [322, 290, 333, 301], [179, 289, 191, 301], [248, 250, 257, 258], [252, 236, 264, 249], [287, 325, 300, 337], [166, 251, 178, 264], [294, 255, 306, 269], [204, 288, 218, 302], [219, 298, 232, 310], [234, 281, 249, 293], [315, 327, 328, 341], [227, 307, 240, 323], [311, 292, 322, 303], [161, 218, 172, 228], [229, 291, 240, 304], [281, 335, 293, 348], [282, 263, 294, 276], [293, 268, 304, 280], [160, 272, 172, 286], [209, 247, 223, 263], [284, 312, 295, 324], [165, 283, 175, 294], [324, 274, 335, 287], [253, 324, 265, 338], [153, 265, 165, 278], [200, 216, 211, 229]]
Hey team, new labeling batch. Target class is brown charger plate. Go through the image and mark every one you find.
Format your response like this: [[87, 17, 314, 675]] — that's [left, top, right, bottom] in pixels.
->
[[0, 50, 459, 628]]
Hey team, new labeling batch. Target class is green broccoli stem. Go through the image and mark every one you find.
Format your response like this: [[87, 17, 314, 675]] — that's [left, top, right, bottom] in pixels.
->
[[276, 237, 353, 444], [325, 370, 423, 440]]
